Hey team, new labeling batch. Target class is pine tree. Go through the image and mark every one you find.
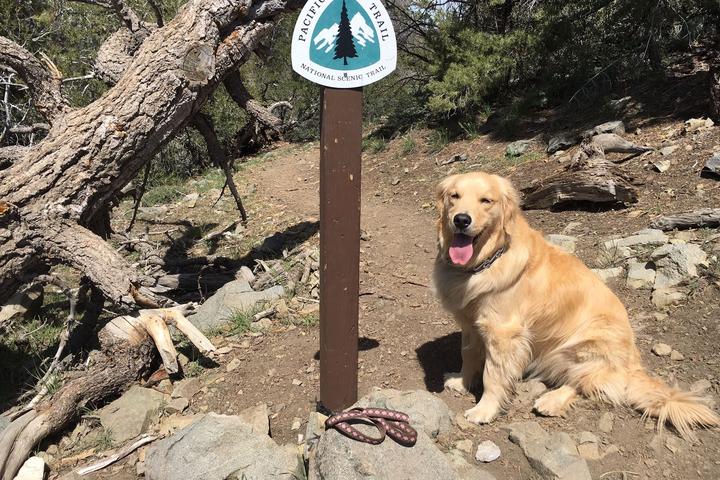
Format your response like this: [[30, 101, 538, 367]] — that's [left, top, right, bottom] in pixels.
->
[[334, 0, 357, 66]]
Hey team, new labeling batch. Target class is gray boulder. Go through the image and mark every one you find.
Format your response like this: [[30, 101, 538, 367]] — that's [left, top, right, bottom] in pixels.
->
[[626, 262, 656, 289], [353, 388, 452, 438], [188, 278, 284, 331], [590, 133, 651, 154], [547, 133, 578, 154], [603, 229, 668, 249], [506, 422, 591, 480], [0, 284, 43, 324], [310, 389, 492, 480], [650, 243, 707, 289], [145, 413, 303, 480], [98, 385, 166, 444], [506, 140, 533, 157], [581, 120, 625, 139], [701, 152, 720, 180]]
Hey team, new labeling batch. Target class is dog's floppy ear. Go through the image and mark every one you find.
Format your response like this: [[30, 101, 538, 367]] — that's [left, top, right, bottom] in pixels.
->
[[435, 175, 458, 213], [497, 176, 520, 230]]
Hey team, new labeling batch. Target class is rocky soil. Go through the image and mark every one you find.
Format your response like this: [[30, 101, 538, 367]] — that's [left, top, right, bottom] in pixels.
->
[[3, 106, 720, 479]]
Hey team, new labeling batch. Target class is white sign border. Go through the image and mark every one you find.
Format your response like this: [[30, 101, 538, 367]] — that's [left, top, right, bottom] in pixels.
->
[[291, 0, 397, 88]]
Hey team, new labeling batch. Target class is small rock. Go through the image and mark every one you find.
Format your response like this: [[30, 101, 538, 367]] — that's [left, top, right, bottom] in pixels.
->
[[651, 243, 708, 289], [304, 411, 328, 461], [440, 154, 468, 165], [226, 358, 242, 372], [547, 132, 579, 154], [215, 346, 232, 355], [652, 343, 672, 356], [99, 385, 167, 443], [506, 422, 590, 480], [275, 299, 289, 319], [183, 192, 200, 208], [685, 118, 713, 132], [591, 133, 651, 154], [598, 412, 614, 433], [578, 431, 598, 444], [0, 284, 43, 324], [670, 350, 684, 361], [251, 318, 272, 331], [238, 403, 270, 435], [172, 378, 203, 399], [546, 234, 577, 254], [581, 121, 625, 139], [474, 440, 501, 463], [455, 439, 473, 454], [515, 379, 547, 404], [602, 444, 620, 457], [454, 412, 477, 432], [665, 436, 684, 454], [701, 153, 720, 180], [592, 267, 624, 283], [292, 378, 303, 386], [14, 456, 45, 480], [291, 417, 302, 431], [506, 140, 533, 157], [238, 266, 256, 283], [166, 397, 189, 414], [651, 159, 671, 172], [576, 442, 600, 461], [690, 379, 712, 393], [659, 145, 679, 156], [391, 178, 400, 186], [604, 229, 668, 249], [626, 262, 656, 289], [652, 288, 686, 308]]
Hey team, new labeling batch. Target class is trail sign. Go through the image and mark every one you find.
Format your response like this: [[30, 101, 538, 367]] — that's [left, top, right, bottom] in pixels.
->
[[291, 0, 397, 88], [292, 0, 396, 413]]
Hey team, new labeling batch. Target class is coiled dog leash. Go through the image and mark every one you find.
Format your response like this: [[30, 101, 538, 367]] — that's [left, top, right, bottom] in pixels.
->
[[324, 407, 418, 447]]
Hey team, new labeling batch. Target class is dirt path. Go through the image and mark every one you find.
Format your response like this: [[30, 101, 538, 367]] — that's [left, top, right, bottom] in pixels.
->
[[214, 136, 720, 480], [60, 124, 719, 479]]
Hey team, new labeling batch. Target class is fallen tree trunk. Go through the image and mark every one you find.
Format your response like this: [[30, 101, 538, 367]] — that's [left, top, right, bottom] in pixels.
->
[[650, 209, 720, 231], [522, 144, 639, 210], [0, 305, 215, 479], [0, 0, 299, 307]]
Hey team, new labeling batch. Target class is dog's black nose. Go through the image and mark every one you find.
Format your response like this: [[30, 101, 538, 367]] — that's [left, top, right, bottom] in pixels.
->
[[453, 213, 472, 229]]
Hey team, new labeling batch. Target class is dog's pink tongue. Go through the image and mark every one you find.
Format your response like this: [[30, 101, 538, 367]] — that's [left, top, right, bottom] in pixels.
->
[[449, 234, 474, 265]]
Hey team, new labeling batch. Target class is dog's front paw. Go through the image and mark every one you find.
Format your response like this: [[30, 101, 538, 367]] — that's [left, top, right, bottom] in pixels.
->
[[464, 402, 499, 424], [443, 372, 468, 394]]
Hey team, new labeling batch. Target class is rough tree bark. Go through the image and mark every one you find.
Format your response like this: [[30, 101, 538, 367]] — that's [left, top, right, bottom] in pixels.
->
[[0, 0, 300, 308]]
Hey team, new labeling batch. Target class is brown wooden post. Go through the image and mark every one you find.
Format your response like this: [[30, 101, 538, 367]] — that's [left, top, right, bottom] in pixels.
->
[[319, 86, 363, 412]]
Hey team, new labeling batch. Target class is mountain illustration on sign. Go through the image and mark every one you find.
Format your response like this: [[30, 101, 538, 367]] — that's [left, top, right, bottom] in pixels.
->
[[310, 0, 380, 70]]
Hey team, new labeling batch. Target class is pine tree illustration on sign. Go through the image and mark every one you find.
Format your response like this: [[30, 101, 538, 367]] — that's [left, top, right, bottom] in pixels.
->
[[334, 0, 357, 65]]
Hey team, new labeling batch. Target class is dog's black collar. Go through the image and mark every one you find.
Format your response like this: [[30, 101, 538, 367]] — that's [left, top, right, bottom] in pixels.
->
[[469, 244, 508, 274]]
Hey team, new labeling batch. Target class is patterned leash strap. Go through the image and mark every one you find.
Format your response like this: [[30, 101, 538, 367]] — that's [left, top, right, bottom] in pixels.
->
[[324, 407, 418, 447]]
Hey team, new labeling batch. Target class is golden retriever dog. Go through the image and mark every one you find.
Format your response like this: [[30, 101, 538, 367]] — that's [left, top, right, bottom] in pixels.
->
[[432, 171, 718, 438]]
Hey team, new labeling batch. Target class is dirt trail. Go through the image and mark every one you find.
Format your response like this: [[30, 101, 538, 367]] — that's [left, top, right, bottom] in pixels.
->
[[239, 136, 720, 480]]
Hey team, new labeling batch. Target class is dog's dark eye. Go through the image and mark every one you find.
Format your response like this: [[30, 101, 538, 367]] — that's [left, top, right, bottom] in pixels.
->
[[450, 193, 460, 199], [480, 197, 493, 204]]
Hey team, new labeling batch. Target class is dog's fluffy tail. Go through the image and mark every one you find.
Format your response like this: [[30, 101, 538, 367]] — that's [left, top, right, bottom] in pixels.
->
[[625, 368, 718, 439]]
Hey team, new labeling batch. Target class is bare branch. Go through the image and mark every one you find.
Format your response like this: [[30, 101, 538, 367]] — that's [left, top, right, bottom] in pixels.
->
[[191, 113, 248, 223], [0, 37, 70, 123], [8, 123, 49, 134]]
